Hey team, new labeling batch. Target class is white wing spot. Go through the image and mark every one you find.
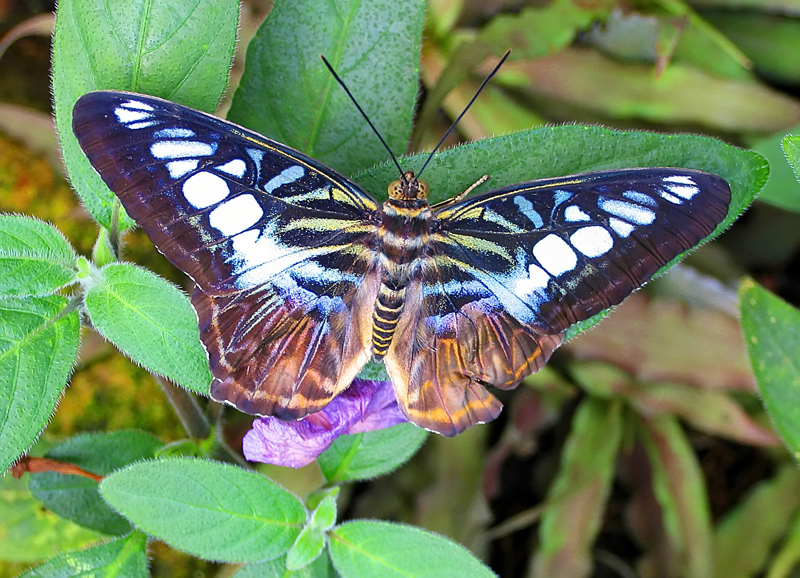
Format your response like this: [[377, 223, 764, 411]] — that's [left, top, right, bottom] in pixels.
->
[[533, 234, 577, 277], [664, 182, 699, 200], [609, 217, 635, 237], [183, 171, 230, 209], [598, 197, 656, 225], [209, 194, 263, 236], [229, 224, 335, 289], [664, 175, 695, 185], [264, 166, 305, 193], [514, 196, 544, 228], [564, 205, 591, 222], [660, 191, 682, 204], [570, 226, 613, 257], [514, 264, 551, 298], [167, 160, 199, 179], [154, 127, 195, 139], [623, 191, 657, 207], [150, 140, 217, 159], [216, 159, 247, 178], [115, 108, 152, 124], [121, 100, 154, 111], [126, 120, 159, 130]]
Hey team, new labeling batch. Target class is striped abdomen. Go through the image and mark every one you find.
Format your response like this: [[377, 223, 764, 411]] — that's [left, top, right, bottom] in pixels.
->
[[372, 197, 434, 359]]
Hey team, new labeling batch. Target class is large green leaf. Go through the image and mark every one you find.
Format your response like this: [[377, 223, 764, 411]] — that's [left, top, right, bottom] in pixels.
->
[[0, 216, 77, 297], [228, 0, 425, 175], [53, 0, 238, 228], [100, 458, 306, 562], [0, 296, 80, 473], [83, 263, 211, 395]]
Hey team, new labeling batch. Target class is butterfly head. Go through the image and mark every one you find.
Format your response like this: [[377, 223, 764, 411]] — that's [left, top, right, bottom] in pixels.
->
[[388, 171, 430, 201]]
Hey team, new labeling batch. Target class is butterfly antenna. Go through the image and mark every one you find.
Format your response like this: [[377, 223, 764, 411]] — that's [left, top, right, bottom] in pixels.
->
[[320, 55, 405, 178], [416, 50, 511, 179]]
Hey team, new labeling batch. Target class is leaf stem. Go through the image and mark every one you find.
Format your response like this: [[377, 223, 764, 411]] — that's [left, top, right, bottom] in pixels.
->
[[156, 376, 210, 439]]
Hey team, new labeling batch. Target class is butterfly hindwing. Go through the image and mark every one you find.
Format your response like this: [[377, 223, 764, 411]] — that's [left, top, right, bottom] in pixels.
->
[[72, 91, 382, 417], [384, 255, 564, 436], [193, 257, 382, 418]]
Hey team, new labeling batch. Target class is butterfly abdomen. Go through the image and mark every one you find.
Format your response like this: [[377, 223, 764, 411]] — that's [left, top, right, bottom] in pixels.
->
[[372, 198, 435, 358]]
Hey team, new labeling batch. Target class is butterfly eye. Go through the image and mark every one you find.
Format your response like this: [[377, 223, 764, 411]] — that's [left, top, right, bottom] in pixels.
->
[[416, 179, 430, 199], [387, 179, 404, 199]]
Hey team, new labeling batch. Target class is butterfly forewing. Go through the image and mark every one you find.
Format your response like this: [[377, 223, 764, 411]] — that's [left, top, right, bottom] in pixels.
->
[[72, 91, 382, 417], [433, 168, 730, 333]]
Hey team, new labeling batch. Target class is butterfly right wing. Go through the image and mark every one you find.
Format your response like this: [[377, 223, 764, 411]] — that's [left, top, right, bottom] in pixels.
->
[[73, 91, 382, 418], [385, 168, 731, 435]]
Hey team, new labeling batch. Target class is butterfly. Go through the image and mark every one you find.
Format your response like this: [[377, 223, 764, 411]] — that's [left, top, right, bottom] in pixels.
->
[[72, 90, 731, 437]]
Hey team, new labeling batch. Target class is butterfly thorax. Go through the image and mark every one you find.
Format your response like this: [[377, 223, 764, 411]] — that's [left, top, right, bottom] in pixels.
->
[[372, 171, 434, 359]]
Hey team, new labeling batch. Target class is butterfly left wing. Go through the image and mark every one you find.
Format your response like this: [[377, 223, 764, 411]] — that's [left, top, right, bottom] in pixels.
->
[[72, 91, 382, 418], [386, 168, 731, 435]]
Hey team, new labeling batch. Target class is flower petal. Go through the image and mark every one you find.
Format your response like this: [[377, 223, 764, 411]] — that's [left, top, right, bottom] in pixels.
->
[[242, 379, 409, 468]]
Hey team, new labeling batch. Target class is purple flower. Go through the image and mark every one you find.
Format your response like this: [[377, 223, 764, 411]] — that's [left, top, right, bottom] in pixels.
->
[[242, 379, 408, 468]]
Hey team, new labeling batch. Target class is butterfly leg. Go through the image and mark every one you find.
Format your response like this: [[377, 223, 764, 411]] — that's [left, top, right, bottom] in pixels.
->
[[431, 175, 489, 210]]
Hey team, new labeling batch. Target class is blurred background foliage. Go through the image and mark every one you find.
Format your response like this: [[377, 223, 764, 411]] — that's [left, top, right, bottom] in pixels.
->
[[1, 0, 800, 576]]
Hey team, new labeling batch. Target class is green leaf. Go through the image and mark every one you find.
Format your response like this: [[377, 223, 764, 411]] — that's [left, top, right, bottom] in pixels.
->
[[28, 431, 163, 536], [310, 494, 337, 531], [0, 474, 100, 563], [83, 263, 212, 396], [750, 125, 800, 212], [286, 526, 325, 571], [318, 423, 427, 483], [783, 135, 800, 183], [91, 228, 116, 268], [356, 361, 390, 382], [532, 398, 622, 576], [0, 296, 80, 473], [228, 0, 425, 175], [638, 415, 713, 578], [329, 520, 496, 578], [52, 0, 238, 228], [706, 12, 800, 85], [739, 278, 800, 458], [713, 464, 800, 578], [100, 458, 306, 562], [0, 215, 77, 297], [234, 553, 334, 578], [18, 532, 148, 578], [416, 0, 612, 141]]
